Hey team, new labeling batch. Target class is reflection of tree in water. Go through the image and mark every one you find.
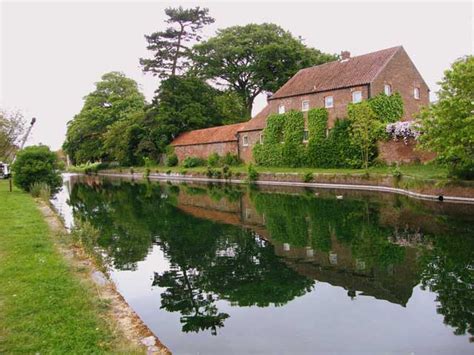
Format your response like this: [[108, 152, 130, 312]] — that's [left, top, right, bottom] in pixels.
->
[[153, 267, 229, 335], [68, 181, 175, 270], [153, 215, 314, 334], [69, 179, 314, 334], [419, 225, 474, 339], [68, 179, 474, 339]]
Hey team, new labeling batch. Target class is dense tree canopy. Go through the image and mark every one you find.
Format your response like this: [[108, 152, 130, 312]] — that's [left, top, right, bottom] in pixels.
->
[[140, 6, 214, 78], [0, 109, 26, 161], [193, 23, 337, 116], [63, 72, 146, 164], [149, 75, 246, 151], [419, 55, 474, 179]]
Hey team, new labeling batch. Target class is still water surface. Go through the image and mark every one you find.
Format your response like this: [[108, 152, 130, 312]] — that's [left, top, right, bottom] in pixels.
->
[[53, 174, 473, 354]]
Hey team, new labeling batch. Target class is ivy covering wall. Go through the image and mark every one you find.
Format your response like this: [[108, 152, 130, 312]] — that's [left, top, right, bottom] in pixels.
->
[[253, 111, 305, 167], [253, 93, 404, 168], [254, 108, 362, 168]]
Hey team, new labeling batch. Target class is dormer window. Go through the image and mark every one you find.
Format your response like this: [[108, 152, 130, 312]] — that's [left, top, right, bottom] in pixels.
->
[[278, 104, 285, 114], [414, 87, 420, 100], [324, 96, 334, 108], [352, 91, 362, 103], [384, 84, 392, 96], [302, 100, 310, 112]]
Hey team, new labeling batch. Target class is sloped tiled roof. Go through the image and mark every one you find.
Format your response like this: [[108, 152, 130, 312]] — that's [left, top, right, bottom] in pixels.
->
[[239, 104, 273, 132], [171, 122, 246, 146], [269, 46, 402, 100]]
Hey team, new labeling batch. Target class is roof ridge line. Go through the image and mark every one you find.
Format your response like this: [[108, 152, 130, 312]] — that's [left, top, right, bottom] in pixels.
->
[[370, 46, 403, 84]]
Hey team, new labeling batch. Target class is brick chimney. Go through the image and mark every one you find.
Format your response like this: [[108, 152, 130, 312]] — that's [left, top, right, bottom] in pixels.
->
[[341, 51, 351, 60]]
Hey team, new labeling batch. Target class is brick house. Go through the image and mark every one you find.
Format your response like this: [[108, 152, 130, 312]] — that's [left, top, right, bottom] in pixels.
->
[[172, 46, 430, 163]]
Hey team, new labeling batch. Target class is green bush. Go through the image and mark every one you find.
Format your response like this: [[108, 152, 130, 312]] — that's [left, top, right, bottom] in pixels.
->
[[222, 153, 242, 166], [166, 153, 178, 167], [12, 145, 62, 194], [247, 164, 259, 183], [183, 156, 206, 168], [207, 153, 220, 167], [222, 165, 232, 180], [303, 172, 313, 183], [206, 166, 217, 178]]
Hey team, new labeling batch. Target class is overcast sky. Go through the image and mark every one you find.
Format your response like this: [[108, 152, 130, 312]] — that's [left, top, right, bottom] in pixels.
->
[[1, 0, 472, 150]]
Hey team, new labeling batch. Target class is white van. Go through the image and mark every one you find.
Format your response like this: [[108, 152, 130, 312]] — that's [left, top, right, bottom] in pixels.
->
[[0, 162, 10, 179]]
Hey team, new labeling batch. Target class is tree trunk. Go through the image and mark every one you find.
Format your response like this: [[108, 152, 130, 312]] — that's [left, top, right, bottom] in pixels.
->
[[171, 24, 185, 77]]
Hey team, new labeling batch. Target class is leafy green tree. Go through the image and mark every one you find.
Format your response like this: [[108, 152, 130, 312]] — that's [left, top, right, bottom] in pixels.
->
[[12, 145, 62, 193], [419, 56, 474, 179], [193, 23, 336, 117], [103, 111, 160, 166], [140, 6, 214, 78], [149, 75, 245, 151], [0, 109, 26, 161], [348, 101, 381, 169], [63, 72, 146, 164]]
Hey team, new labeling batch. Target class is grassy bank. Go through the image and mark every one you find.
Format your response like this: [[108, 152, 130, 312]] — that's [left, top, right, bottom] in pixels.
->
[[0, 180, 138, 353], [94, 163, 449, 181]]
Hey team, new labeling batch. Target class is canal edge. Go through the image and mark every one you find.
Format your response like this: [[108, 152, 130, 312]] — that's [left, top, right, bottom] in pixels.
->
[[36, 198, 172, 355], [97, 172, 474, 204]]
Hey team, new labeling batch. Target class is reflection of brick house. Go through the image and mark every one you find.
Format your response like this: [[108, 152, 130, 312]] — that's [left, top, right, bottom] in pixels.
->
[[171, 46, 429, 163]]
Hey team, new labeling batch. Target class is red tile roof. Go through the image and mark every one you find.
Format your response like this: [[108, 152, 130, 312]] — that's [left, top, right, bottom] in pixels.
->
[[239, 104, 272, 132], [171, 122, 246, 146], [269, 46, 401, 100], [172, 47, 404, 141]]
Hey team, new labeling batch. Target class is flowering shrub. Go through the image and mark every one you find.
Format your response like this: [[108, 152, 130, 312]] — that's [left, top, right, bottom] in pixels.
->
[[386, 121, 420, 144]]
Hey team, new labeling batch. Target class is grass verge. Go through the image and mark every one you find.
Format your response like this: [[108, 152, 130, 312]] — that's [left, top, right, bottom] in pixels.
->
[[94, 162, 450, 181], [0, 180, 140, 353]]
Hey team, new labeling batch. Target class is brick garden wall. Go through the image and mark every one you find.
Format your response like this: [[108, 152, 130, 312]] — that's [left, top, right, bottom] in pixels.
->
[[377, 138, 436, 164], [173, 141, 238, 162]]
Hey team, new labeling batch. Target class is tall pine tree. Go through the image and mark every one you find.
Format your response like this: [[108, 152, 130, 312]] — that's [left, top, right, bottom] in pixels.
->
[[140, 6, 214, 78]]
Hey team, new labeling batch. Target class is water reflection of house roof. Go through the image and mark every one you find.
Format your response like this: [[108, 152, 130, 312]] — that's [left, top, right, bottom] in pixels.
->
[[282, 259, 416, 307], [175, 195, 420, 307]]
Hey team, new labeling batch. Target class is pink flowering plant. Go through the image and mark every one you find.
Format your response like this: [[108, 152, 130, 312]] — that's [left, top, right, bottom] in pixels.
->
[[385, 121, 420, 144]]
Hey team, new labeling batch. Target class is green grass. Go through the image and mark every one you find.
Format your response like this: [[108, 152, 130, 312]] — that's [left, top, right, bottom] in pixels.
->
[[101, 162, 450, 181], [0, 180, 137, 353]]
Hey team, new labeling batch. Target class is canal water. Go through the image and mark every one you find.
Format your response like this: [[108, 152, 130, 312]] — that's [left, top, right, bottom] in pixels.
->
[[53, 174, 473, 354]]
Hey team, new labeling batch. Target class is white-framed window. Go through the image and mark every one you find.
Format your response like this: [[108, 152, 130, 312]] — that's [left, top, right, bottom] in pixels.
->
[[324, 96, 334, 108], [278, 104, 285, 114], [384, 84, 392, 96], [303, 130, 309, 142], [259, 133, 264, 144], [302, 100, 310, 112], [242, 135, 249, 147], [352, 90, 362, 103], [414, 87, 420, 100]]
